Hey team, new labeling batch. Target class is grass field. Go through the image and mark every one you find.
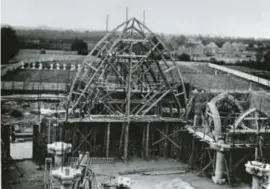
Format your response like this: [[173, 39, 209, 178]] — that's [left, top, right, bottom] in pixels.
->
[[10, 49, 84, 63], [176, 61, 264, 91]]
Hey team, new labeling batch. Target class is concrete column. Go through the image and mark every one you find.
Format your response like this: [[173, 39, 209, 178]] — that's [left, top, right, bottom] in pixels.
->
[[52, 166, 81, 189], [63, 64, 66, 70], [212, 151, 226, 184], [47, 142, 72, 167], [245, 161, 270, 189], [212, 137, 226, 184]]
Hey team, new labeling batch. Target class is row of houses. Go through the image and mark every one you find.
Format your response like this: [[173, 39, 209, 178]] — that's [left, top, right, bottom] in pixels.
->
[[174, 41, 253, 58]]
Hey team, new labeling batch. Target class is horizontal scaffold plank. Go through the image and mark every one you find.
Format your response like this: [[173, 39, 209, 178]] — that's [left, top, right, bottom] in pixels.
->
[[120, 39, 149, 43], [64, 115, 187, 123]]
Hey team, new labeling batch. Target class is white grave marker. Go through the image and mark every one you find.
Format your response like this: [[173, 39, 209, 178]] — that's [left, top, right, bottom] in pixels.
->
[[71, 64, 75, 71], [21, 62, 25, 69], [77, 64, 81, 71], [39, 63, 43, 70], [56, 63, 60, 70], [32, 62, 36, 69]]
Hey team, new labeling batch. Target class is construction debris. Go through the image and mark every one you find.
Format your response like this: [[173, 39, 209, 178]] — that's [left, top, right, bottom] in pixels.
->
[[118, 167, 184, 175], [142, 170, 188, 176]]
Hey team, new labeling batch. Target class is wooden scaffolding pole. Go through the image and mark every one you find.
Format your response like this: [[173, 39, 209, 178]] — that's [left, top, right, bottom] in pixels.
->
[[145, 122, 150, 159], [124, 123, 130, 163], [119, 125, 124, 152], [106, 122, 111, 157], [141, 127, 146, 158], [124, 57, 132, 163], [163, 124, 169, 158]]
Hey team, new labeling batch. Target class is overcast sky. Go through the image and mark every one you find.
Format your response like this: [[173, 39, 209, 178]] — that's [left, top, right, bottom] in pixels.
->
[[1, 0, 270, 38]]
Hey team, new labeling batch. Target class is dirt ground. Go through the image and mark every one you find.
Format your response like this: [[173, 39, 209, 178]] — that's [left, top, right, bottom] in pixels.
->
[[2, 158, 250, 189]]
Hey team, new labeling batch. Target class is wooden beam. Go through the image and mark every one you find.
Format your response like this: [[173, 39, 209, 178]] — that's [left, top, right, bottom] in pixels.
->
[[124, 122, 130, 163], [141, 127, 146, 158], [156, 128, 181, 150], [120, 39, 148, 43], [123, 56, 132, 163], [106, 122, 111, 157], [119, 125, 124, 152], [145, 123, 150, 159], [72, 128, 93, 154], [152, 129, 182, 146], [164, 124, 169, 158]]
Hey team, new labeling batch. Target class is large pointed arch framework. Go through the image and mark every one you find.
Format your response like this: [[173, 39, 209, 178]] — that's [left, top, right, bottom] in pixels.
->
[[67, 17, 187, 122]]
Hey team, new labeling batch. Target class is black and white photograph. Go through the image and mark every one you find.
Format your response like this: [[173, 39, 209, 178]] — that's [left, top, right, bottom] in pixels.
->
[[1, 0, 270, 188]]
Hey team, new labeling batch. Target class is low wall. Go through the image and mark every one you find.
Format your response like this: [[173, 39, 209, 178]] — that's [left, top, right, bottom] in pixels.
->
[[208, 63, 270, 88]]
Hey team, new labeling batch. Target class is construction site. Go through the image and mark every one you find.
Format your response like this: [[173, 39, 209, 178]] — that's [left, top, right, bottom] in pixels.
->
[[1, 16, 270, 189]]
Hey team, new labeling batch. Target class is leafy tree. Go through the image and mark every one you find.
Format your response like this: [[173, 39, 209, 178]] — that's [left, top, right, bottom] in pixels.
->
[[1, 27, 19, 64], [178, 53, 191, 61], [264, 51, 270, 71], [71, 39, 88, 55], [256, 49, 264, 63]]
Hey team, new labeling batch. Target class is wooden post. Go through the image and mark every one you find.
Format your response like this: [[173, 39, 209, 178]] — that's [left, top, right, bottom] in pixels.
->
[[93, 127, 97, 150], [47, 119, 51, 144], [163, 123, 169, 158], [106, 122, 111, 157], [124, 122, 130, 163], [119, 125, 124, 152], [72, 125, 77, 155], [2, 125, 11, 160], [145, 122, 150, 159], [123, 57, 132, 163], [151, 124, 155, 157], [189, 138, 196, 169], [33, 124, 39, 161], [141, 127, 146, 158]]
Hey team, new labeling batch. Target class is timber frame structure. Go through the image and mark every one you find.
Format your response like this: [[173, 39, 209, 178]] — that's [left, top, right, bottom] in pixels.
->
[[64, 17, 188, 162]]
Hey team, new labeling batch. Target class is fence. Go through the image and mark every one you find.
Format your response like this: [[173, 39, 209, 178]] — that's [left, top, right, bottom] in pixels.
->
[[208, 63, 270, 88]]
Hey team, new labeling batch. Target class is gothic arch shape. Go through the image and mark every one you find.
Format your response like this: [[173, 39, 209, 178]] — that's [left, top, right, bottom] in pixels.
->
[[67, 17, 187, 121]]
